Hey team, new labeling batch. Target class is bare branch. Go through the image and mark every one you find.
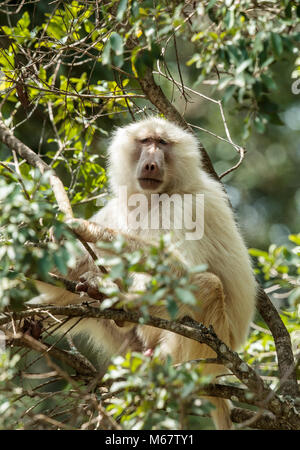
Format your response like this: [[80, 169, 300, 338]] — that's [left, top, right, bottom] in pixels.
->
[[12, 81, 146, 101], [29, 413, 76, 430], [4, 329, 97, 377]]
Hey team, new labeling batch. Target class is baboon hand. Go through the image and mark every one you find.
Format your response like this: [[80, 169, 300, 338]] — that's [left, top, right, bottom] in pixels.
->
[[75, 271, 118, 302]]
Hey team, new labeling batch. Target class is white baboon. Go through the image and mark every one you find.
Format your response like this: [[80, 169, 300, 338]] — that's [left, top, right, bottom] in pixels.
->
[[33, 117, 256, 430]]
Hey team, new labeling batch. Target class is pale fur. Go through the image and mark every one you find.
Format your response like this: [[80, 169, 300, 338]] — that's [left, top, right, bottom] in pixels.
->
[[32, 117, 256, 429]]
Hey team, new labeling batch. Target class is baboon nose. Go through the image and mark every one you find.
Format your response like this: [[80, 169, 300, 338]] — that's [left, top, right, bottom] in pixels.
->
[[141, 160, 162, 178], [145, 162, 157, 172]]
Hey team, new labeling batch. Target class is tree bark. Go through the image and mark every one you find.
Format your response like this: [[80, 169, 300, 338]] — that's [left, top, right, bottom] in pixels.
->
[[256, 286, 299, 396]]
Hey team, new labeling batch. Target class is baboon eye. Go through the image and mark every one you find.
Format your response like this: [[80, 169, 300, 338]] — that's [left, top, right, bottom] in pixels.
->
[[159, 139, 168, 145], [141, 138, 150, 144]]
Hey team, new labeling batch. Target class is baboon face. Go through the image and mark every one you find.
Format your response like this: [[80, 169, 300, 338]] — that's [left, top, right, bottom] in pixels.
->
[[134, 135, 172, 192], [108, 117, 202, 196]]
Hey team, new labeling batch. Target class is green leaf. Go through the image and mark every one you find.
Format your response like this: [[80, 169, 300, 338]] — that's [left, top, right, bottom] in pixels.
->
[[249, 248, 269, 258], [223, 85, 237, 103], [166, 298, 178, 319], [258, 96, 278, 114], [112, 53, 124, 68], [17, 11, 30, 29], [224, 10, 234, 29], [132, 52, 147, 77], [53, 252, 67, 275], [236, 59, 252, 75], [207, 0, 218, 10], [152, 288, 168, 303], [175, 288, 196, 305], [288, 287, 300, 306], [268, 113, 284, 126], [261, 74, 277, 91], [289, 234, 300, 245], [110, 32, 123, 56], [218, 75, 233, 90], [271, 32, 283, 57], [116, 0, 128, 21], [131, 1, 140, 18], [102, 41, 111, 65], [254, 115, 265, 133], [109, 262, 125, 280]]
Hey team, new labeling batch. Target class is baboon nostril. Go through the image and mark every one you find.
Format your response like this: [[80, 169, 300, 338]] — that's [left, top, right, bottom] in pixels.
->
[[143, 162, 157, 174]]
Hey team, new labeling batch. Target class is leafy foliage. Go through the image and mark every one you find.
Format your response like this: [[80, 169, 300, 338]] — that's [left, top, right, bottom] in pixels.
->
[[95, 235, 205, 319], [0, 351, 21, 429], [0, 172, 80, 310], [250, 233, 300, 307], [104, 351, 213, 430], [245, 235, 300, 384], [1, 1, 300, 145]]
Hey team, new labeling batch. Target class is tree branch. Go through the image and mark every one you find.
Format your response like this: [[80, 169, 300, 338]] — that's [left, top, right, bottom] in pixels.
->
[[230, 407, 295, 430], [256, 286, 299, 397], [4, 329, 97, 377], [2, 304, 299, 429], [0, 120, 73, 220]]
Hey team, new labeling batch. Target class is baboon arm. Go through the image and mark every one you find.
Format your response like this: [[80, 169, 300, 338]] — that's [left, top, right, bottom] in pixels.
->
[[67, 218, 117, 243], [152, 272, 231, 363], [191, 272, 232, 346], [67, 217, 185, 275], [67, 218, 152, 251]]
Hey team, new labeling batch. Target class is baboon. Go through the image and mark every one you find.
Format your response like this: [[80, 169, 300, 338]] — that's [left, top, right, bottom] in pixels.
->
[[33, 117, 256, 429]]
